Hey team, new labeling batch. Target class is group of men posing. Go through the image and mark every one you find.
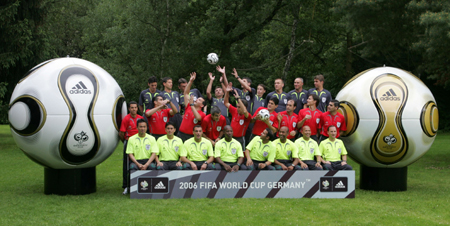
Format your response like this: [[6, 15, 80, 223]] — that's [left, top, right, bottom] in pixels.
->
[[119, 66, 352, 194]]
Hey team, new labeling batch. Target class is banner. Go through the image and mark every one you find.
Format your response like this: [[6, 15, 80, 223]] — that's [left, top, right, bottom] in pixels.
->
[[130, 170, 355, 199]]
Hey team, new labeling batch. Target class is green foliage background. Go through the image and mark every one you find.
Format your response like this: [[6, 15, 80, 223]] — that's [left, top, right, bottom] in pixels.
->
[[1, 0, 449, 130]]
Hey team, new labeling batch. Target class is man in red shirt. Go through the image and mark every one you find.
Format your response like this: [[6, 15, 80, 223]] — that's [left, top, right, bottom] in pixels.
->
[[277, 99, 299, 141], [178, 72, 206, 142], [119, 101, 143, 195], [223, 82, 252, 151], [251, 96, 279, 141], [318, 100, 347, 143], [145, 95, 178, 140], [201, 106, 226, 146], [297, 94, 322, 142]]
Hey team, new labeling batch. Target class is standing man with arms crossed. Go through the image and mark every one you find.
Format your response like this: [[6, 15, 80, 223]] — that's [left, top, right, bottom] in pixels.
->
[[265, 78, 288, 113], [277, 99, 299, 141], [272, 126, 301, 170], [319, 126, 353, 170], [119, 101, 143, 195], [139, 76, 161, 114], [178, 72, 206, 142], [243, 128, 276, 170], [126, 119, 159, 171], [155, 122, 184, 170], [297, 94, 322, 142], [224, 82, 252, 151], [288, 77, 308, 114], [308, 74, 332, 113], [214, 125, 245, 172], [160, 77, 182, 133], [319, 100, 347, 143], [180, 125, 215, 170], [295, 125, 323, 170]]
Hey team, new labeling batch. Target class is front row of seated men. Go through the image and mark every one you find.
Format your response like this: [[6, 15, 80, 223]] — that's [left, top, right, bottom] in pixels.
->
[[126, 118, 352, 172]]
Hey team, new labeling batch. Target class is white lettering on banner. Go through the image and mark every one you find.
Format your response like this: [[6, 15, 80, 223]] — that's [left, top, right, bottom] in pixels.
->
[[267, 181, 305, 189], [199, 182, 218, 189], [178, 181, 306, 189]]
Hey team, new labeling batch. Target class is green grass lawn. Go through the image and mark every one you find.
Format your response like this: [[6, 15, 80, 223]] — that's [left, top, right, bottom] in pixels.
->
[[1, 125, 449, 225]]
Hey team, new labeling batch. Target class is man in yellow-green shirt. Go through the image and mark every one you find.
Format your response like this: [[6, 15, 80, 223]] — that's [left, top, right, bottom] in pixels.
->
[[155, 121, 184, 170], [243, 128, 276, 170], [319, 125, 352, 170], [273, 126, 301, 170], [180, 125, 215, 170], [295, 125, 323, 170], [126, 119, 159, 170], [214, 125, 244, 172]]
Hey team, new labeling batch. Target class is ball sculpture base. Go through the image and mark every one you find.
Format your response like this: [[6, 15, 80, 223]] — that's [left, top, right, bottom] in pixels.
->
[[360, 165, 407, 191], [44, 167, 96, 195]]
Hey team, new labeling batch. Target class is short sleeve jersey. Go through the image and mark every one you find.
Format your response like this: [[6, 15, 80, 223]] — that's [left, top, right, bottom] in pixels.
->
[[319, 138, 348, 162], [252, 96, 265, 115], [160, 90, 181, 112], [119, 114, 144, 140], [179, 88, 203, 113], [252, 107, 279, 135], [295, 137, 320, 161], [308, 88, 332, 113], [320, 112, 347, 138], [146, 108, 173, 135], [235, 87, 256, 113], [265, 91, 288, 113], [180, 138, 214, 161], [272, 139, 298, 160], [201, 114, 226, 140], [298, 108, 322, 136], [288, 89, 309, 114], [126, 133, 159, 160], [139, 89, 162, 113], [214, 138, 244, 163], [228, 104, 252, 138], [245, 136, 276, 162], [179, 105, 206, 135], [210, 97, 228, 117], [277, 111, 299, 140], [156, 135, 184, 161]]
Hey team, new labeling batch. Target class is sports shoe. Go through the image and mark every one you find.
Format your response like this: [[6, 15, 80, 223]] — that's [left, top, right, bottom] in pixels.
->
[[122, 187, 128, 195]]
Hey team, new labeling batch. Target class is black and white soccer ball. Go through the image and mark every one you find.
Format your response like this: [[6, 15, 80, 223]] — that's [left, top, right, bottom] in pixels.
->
[[207, 53, 219, 65]]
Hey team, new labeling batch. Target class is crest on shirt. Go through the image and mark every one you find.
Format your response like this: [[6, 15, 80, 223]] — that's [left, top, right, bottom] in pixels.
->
[[176, 97, 179, 102], [217, 126, 222, 132], [287, 150, 292, 156], [293, 122, 297, 128], [163, 117, 168, 122], [246, 95, 250, 101], [239, 119, 244, 125], [262, 103, 264, 107], [316, 118, 320, 124], [284, 99, 287, 104], [175, 146, 179, 152], [231, 148, 236, 155], [338, 148, 342, 154], [202, 149, 207, 155], [322, 97, 326, 103], [146, 144, 150, 150], [310, 148, 314, 154], [269, 121, 273, 125], [263, 151, 268, 157], [194, 118, 198, 124], [337, 122, 341, 128]]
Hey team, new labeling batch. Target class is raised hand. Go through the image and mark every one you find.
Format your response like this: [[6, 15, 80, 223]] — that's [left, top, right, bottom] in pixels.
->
[[216, 65, 225, 74], [208, 72, 215, 80], [232, 68, 239, 78], [190, 72, 196, 81], [226, 82, 233, 92]]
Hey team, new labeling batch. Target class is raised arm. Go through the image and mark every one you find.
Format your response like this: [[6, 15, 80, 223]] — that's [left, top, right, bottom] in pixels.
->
[[206, 72, 215, 100], [232, 68, 251, 92], [233, 89, 249, 118], [183, 72, 196, 107], [216, 66, 229, 87], [223, 82, 233, 108]]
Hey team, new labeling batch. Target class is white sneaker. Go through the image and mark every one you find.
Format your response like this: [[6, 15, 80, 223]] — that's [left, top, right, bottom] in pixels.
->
[[122, 187, 128, 195]]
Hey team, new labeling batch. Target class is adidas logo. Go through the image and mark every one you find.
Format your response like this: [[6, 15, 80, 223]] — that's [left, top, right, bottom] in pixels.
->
[[70, 81, 91, 94], [335, 181, 346, 189], [154, 181, 166, 189], [380, 89, 399, 101]]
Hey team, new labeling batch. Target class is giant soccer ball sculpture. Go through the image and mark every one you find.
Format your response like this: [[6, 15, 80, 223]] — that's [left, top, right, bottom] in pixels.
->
[[8, 57, 126, 195], [336, 66, 439, 191]]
